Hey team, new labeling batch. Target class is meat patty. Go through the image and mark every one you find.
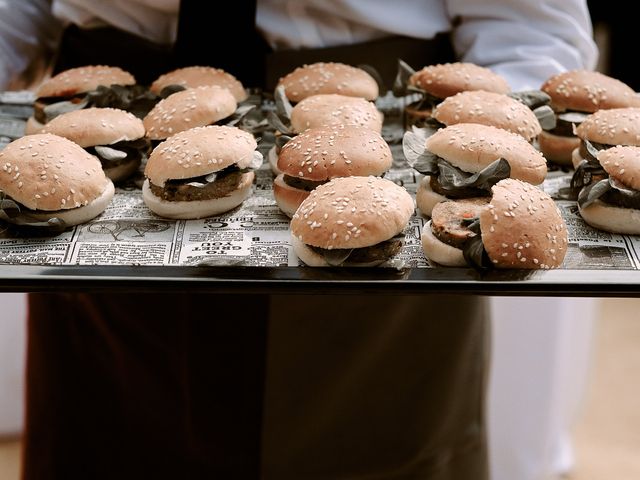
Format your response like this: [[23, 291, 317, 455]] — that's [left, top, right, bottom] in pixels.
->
[[431, 198, 489, 248]]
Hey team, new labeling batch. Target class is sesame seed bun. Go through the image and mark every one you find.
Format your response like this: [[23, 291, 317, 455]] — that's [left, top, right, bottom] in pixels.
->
[[36, 65, 136, 98], [578, 145, 640, 234], [141, 172, 254, 220], [145, 125, 257, 187], [432, 90, 541, 142], [480, 179, 567, 269], [541, 70, 640, 113], [290, 176, 414, 265], [143, 86, 237, 141], [425, 123, 547, 184], [0, 133, 113, 225], [274, 125, 393, 217], [277, 62, 379, 103], [538, 130, 580, 166], [420, 179, 567, 269], [150, 66, 247, 102], [409, 62, 510, 99], [290, 94, 383, 134], [41, 108, 145, 148], [575, 108, 640, 146]]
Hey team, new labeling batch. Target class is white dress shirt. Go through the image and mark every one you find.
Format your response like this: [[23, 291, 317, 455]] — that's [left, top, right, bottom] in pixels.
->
[[0, 0, 597, 90]]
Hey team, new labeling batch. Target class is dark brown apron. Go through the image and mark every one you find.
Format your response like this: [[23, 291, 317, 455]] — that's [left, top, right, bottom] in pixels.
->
[[25, 6, 487, 480]]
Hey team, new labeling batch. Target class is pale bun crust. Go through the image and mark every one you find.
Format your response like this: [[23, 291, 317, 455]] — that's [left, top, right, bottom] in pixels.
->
[[571, 147, 584, 169], [541, 70, 640, 113], [290, 235, 331, 267], [415, 176, 448, 217], [268, 146, 281, 175], [291, 176, 414, 249], [21, 180, 114, 227], [425, 123, 547, 184], [272, 174, 310, 218], [24, 116, 43, 135], [0, 133, 110, 211], [409, 62, 510, 99], [150, 66, 247, 102], [277, 62, 379, 103], [579, 200, 640, 234], [143, 86, 237, 140], [432, 90, 541, 141], [278, 125, 392, 181], [575, 108, 640, 146], [290, 94, 383, 133], [538, 130, 579, 166], [41, 108, 145, 147], [480, 179, 567, 269], [598, 145, 640, 190], [420, 220, 467, 267], [36, 65, 135, 98], [142, 173, 254, 219], [145, 125, 257, 186]]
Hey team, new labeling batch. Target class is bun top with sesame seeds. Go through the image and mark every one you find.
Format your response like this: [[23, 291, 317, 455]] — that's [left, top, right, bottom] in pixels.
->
[[144, 125, 257, 187], [575, 108, 640, 146], [432, 90, 542, 142], [150, 66, 248, 102], [277, 62, 379, 103], [541, 70, 640, 113], [409, 62, 510, 100], [290, 94, 383, 134], [291, 176, 413, 250], [36, 65, 136, 98], [278, 125, 392, 181], [425, 123, 547, 185], [41, 108, 145, 147], [0, 133, 109, 211], [480, 178, 567, 269], [597, 145, 640, 190], [143, 86, 237, 141]]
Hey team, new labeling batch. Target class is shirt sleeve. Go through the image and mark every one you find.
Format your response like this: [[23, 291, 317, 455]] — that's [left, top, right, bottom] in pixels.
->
[[446, 0, 598, 90], [0, 0, 64, 90]]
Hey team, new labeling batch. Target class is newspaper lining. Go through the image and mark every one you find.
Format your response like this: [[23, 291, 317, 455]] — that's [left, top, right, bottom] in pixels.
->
[[0, 91, 638, 270]]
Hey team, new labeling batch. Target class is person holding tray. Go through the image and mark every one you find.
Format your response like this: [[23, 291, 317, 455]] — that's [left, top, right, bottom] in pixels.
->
[[0, 1, 596, 479]]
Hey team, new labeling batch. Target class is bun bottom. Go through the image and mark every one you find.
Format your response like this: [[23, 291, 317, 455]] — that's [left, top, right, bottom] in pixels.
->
[[19, 180, 115, 227], [273, 174, 311, 217], [142, 172, 254, 219], [420, 220, 467, 267], [579, 199, 640, 234], [415, 176, 447, 217], [291, 234, 330, 267], [538, 131, 579, 167]]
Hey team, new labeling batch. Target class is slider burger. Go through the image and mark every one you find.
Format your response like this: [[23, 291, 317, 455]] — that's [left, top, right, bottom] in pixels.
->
[[571, 107, 640, 170], [150, 66, 248, 102], [0, 133, 114, 227], [290, 176, 414, 267], [27, 65, 136, 133], [575, 145, 640, 234], [268, 92, 383, 174], [277, 62, 379, 103], [41, 108, 149, 183], [143, 86, 238, 147], [540, 70, 640, 166], [404, 123, 547, 217], [273, 125, 392, 217], [394, 61, 510, 128], [143, 125, 262, 219], [421, 178, 567, 269], [430, 90, 553, 143]]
